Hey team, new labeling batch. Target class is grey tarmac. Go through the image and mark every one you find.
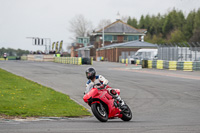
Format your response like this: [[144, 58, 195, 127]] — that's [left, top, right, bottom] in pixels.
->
[[0, 61, 200, 133]]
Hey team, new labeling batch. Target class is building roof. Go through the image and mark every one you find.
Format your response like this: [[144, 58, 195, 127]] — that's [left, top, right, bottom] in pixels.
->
[[96, 20, 146, 35], [97, 40, 157, 51], [137, 29, 147, 33], [75, 45, 94, 51]]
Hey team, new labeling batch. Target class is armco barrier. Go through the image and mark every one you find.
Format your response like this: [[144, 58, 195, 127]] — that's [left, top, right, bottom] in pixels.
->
[[177, 62, 184, 70], [163, 61, 169, 69], [21, 56, 27, 60], [126, 59, 128, 64], [193, 62, 200, 71], [157, 60, 163, 69], [169, 61, 177, 70], [91, 57, 93, 65], [136, 60, 141, 65], [121, 59, 125, 64], [148, 60, 152, 68], [142, 60, 148, 68], [183, 61, 193, 71], [62, 58, 65, 64], [152, 60, 157, 68], [54, 57, 84, 65], [27, 55, 54, 62], [119, 59, 200, 71], [0, 58, 8, 60]]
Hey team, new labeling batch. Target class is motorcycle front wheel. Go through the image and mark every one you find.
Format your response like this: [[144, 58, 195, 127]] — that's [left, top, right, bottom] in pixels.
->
[[121, 104, 132, 121], [91, 103, 108, 122]]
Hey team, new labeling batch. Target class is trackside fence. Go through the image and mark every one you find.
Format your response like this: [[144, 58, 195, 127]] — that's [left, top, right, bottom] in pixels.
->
[[157, 42, 200, 61], [140, 60, 199, 71], [21, 56, 27, 60], [119, 58, 200, 71], [54, 57, 93, 65], [0, 58, 8, 60]]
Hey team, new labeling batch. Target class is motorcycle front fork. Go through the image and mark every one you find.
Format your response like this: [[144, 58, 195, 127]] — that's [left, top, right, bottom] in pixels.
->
[[113, 99, 119, 108]]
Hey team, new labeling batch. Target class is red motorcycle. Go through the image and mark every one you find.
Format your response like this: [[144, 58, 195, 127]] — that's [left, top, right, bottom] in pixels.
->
[[83, 84, 132, 122]]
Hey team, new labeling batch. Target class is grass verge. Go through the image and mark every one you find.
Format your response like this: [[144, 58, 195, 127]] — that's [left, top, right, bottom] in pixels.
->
[[0, 68, 90, 118]]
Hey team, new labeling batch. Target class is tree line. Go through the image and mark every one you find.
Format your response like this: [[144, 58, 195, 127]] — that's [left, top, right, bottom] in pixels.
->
[[0, 47, 29, 57], [127, 8, 200, 44]]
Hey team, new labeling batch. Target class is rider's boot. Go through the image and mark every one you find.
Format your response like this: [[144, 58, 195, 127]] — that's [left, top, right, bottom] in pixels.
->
[[109, 89, 125, 108], [116, 95, 125, 107]]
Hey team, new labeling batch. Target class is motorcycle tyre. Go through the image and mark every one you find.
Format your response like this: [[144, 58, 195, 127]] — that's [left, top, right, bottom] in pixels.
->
[[121, 105, 132, 121], [91, 103, 108, 122]]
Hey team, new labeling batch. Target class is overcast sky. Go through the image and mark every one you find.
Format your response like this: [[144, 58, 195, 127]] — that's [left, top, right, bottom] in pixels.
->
[[0, 0, 200, 51]]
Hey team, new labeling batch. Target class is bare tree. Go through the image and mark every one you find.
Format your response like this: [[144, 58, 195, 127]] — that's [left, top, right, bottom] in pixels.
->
[[69, 14, 93, 40], [96, 19, 112, 31], [66, 44, 72, 53]]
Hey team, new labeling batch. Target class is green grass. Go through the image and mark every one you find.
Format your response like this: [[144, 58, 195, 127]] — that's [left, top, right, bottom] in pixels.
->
[[0, 68, 90, 117]]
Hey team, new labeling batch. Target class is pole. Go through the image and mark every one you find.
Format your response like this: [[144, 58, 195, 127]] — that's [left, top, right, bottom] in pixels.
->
[[102, 24, 104, 47]]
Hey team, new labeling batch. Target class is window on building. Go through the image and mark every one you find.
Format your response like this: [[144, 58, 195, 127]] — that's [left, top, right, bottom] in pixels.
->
[[128, 36, 133, 41], [124, 36, 128, 41], [104, 35, 113, 41], [134, 35, 139, 40], [113, 36, 117, 41], [83, 39, 87, 43], [96, 36, 99, 42], [124, 35, 139, 41], [78, 38, 83, 43]]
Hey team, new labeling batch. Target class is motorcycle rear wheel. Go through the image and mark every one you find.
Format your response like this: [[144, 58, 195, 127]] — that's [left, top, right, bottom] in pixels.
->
[[91, 103, 108, 122], [121, 105, 132, 121]]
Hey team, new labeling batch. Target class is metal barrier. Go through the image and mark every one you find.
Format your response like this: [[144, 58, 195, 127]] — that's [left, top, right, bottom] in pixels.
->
[[121, 59, 125, 64], [54, 57, 93, 65], [54, 57, 82, 65], [136, 60, 141, 65], [21, 56, 27, 60], [158, 42, 200, 61], [152, 60, 157, 68], [148, 60, 152, 68], [146, 60, 200, 71], [126, 59, 128, 64], [177, 62, 184, 70], [119, 58, 200, 71], [193, 62, 200, 71], [183, 61, 193, 71], [0, 58, 8, 60], [157, 60, 164, 69], [91, 57, 93, 65], [163, 61, 168, 69], [169, 61, 177, 70]]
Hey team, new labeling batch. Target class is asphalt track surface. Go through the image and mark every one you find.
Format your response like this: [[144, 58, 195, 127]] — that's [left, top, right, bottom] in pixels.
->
[[0, 61, 200, 133]]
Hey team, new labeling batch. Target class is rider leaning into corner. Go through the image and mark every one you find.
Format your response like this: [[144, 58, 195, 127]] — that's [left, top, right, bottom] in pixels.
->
[[85, 67, 125, 108]]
